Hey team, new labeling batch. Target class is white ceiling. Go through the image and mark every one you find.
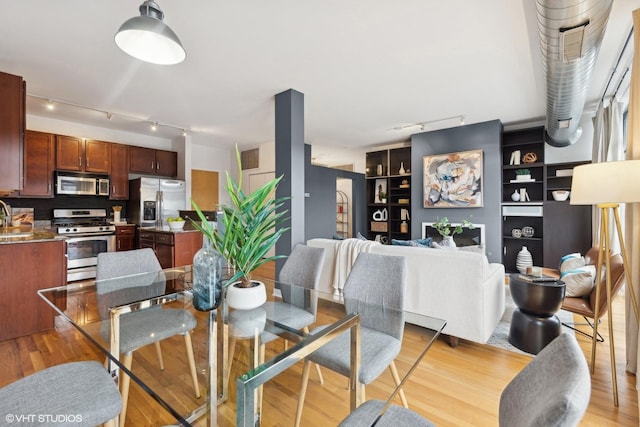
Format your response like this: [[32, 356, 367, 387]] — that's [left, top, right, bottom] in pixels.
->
[[1, 1, 639, 166]]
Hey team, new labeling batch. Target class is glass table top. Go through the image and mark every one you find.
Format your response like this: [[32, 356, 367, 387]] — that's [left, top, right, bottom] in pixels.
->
[[38, 265, 446, 426]]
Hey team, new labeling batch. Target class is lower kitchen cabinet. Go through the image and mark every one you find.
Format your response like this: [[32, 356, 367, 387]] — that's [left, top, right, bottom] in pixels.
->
[[138, 229, 203, 269], [115, 224, 136, 251], [0, 240, 66, 341]]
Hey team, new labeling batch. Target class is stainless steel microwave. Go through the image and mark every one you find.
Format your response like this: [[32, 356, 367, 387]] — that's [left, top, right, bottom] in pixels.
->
[[55, 173, 110, 196]]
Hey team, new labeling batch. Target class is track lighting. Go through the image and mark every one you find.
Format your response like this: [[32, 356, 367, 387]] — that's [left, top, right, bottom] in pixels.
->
[[46, 100, 55, 111], [151, 122, 158, 131], [393, 115, 466, 132]]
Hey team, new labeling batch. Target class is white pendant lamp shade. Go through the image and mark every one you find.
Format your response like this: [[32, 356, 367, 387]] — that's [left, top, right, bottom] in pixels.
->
[[115, 1, 186, 65]]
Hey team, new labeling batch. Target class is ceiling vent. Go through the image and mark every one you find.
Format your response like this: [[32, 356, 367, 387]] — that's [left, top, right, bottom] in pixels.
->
[[537, 0, 612, 147]]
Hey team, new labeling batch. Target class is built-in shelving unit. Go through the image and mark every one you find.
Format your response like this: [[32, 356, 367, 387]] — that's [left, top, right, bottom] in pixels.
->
[[501, 127, 591, 272], [336, 190, 350, 238], [365, 146, 411, 243]]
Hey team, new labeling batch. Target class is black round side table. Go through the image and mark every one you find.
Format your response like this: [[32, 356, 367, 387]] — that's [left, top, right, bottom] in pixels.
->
[[508, 274, 566, 355]]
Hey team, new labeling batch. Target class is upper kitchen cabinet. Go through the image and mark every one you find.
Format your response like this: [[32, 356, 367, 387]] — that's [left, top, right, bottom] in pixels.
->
[[20, 130, 55, 197], [109, 143, 129, 200], [129, 146, 178, 177], [0, 71, 25, 195], [56, 135, 111, 173]]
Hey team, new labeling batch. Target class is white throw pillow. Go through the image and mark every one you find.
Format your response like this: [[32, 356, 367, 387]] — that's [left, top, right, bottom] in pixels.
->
[[561, 265, 596, 297], [559, 253, 585, 272]]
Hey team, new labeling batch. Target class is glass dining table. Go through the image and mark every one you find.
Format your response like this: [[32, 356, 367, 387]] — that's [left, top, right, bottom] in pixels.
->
[[38, 265, 446, 426]]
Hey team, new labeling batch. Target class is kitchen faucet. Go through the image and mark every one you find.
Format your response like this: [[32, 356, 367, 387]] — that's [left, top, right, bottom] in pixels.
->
[[0, 200, 9, 229]]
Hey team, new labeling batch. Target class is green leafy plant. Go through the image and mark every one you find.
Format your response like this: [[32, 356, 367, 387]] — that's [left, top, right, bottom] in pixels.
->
[[432, 216, 475, 238], [189, 146, 290, 288], [379, 191, 387, 200], [515, 168, 531, 175]]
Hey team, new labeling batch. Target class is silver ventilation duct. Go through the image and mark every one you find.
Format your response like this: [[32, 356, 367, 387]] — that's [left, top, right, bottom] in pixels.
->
[[537, 0, 613, 147]]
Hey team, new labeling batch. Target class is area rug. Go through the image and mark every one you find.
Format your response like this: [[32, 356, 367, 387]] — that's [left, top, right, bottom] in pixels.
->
[[486, 286, 574, 355]]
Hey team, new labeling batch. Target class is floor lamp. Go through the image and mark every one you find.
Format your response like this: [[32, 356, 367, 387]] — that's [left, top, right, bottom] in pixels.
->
[[571, 160, 640, 406]]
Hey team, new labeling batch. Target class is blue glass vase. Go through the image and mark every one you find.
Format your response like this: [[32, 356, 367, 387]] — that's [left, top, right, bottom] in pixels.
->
[[192, 237, 223, 311]]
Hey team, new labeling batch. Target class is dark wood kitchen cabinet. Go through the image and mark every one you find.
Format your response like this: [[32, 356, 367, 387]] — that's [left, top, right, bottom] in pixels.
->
[[115, 224, 136, 251], [20, 130, 55, 197], [110, 143, 129, 199], [0, 240, 66, 341], [129, 146, 178, 177], [56, 135, 111, 173], [138, 229, 202, 269], [0, 71, 25, 195]]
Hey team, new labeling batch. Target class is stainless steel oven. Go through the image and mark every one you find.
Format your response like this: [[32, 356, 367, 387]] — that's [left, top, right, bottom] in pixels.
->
[[53, 208, 116, 282], [65, 234, 116, 282]]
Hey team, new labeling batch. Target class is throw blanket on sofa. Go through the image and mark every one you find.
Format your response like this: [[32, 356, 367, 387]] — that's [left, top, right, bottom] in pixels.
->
[[332, 238, 380, 296]]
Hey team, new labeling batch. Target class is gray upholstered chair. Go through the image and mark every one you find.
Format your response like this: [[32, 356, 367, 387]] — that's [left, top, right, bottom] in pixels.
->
[[295, 252, 407, 427], [96, 248, 200, 427], [338, 333, 590, 427], [0, 361, 122, 427]]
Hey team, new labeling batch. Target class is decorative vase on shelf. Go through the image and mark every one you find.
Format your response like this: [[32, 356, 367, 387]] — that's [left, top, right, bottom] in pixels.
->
[[511, 190, 520, 202], [192, 237, 223, 311], [440, 235, 456, 248], [399, 162, 406, 175], [516, 246, 533, 274]]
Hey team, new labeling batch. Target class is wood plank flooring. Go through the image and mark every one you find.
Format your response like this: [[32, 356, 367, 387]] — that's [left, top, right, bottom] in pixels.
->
[[1, 263, 637, 426]]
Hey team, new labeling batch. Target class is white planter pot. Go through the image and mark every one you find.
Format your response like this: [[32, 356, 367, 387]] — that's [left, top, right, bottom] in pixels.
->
[[226, 280, 267, 310], [516, 175, 531, 181]]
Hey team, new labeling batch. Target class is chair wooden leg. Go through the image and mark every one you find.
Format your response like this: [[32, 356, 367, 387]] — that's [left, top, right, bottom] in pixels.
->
[[154, 341, 164, 371], [103, 418, 117, 427], [183, 332, 201, 398], [258, 344, 266, 418], [302, 327, 324, 384], [389, 361, 408, 408], [295, 360, 312, 427], [119, 352, 133, 427], [226, 335, 237, 387]]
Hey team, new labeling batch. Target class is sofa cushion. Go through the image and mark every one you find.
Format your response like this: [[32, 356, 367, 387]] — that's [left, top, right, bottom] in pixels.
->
[[561, 265, 596, 297], [391, 237, 432, 248]]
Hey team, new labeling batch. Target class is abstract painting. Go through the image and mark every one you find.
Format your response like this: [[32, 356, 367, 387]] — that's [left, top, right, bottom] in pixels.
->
[[423, 149, 483, 208]]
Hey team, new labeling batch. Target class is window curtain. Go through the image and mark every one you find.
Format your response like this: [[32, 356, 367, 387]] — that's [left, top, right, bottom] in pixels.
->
[[625, 9, 640, 393], [591, 100, 625, 253]]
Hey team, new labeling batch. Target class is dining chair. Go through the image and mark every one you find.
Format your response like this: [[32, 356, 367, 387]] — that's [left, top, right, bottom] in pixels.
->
[[338, 333, 590, 427], [295, 252, 407, 427], [0, 361, 122, 427], [227, 244, 326, 405], [96, 248, 200, 427]]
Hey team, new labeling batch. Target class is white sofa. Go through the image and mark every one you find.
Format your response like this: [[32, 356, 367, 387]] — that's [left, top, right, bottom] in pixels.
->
[[307, 238, 506, 345]]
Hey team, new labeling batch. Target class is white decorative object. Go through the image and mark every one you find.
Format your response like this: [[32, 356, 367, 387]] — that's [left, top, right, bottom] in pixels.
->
[[516, 246, 533, 274], [439, 235, 456, 248], [552, 190, 570, 201], [168, 220, 185, 230], [511, 190, 520, 201], [516, 174, 531, 181], [399, 162, 406, 175], [372, 208, 388, 221], [509, 150, 521, 165], [226, 281, 267, 310]]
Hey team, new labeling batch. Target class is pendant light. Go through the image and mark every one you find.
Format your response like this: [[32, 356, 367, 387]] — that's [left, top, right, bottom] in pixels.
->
[[115, 0, 186, 65]]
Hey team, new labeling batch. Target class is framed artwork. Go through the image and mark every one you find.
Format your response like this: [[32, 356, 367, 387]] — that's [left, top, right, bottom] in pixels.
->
[[374, 179, 387, 203], [423, 149, 483, 208]]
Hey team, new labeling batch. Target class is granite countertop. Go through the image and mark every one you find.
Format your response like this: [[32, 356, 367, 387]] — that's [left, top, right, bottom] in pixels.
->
[[0, 226, 63, 244], [139, 226, 201, 234]]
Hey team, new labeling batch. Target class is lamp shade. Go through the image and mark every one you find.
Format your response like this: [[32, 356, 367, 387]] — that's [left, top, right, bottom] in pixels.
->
[[570, 160, 640, 205], [115, 1, 186, 65]]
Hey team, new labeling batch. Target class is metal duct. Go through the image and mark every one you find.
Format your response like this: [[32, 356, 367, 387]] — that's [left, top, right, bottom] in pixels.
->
[[537, 0, 613, 147]]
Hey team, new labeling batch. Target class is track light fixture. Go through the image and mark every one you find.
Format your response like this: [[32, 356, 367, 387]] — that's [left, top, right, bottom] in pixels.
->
[[46, 100, 55, 111], [115, 1, 186, 65], [151, 122, 158, 131], [393, 115, 466, 132]]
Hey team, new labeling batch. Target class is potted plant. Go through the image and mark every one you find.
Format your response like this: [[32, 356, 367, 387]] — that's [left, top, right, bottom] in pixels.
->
[[379, 191, 387, 203], [515, 168, 531, 181], [190, 146, 290, 310], [432, 216, 475, 248]]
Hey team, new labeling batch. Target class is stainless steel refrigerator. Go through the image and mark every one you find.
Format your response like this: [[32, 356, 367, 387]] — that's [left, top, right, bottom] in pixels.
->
[[129, 177, 186, 227]]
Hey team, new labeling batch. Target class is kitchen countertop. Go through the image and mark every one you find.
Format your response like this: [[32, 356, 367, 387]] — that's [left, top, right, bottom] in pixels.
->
[[0, 227, 63, 244], [138, 226, 202, 234]]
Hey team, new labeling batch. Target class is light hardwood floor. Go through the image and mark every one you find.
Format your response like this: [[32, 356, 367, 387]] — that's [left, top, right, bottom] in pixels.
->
[[0, 263, 637, 426]]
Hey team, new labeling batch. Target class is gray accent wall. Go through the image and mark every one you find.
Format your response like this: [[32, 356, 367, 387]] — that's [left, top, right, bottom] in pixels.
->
[[304, 144, 366, 240], [410, 119, 503, 263]]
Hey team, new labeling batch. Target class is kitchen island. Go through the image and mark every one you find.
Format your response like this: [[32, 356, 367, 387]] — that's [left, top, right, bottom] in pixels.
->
[[0, 235, 67, 341], [138, 227, 203, 269]]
